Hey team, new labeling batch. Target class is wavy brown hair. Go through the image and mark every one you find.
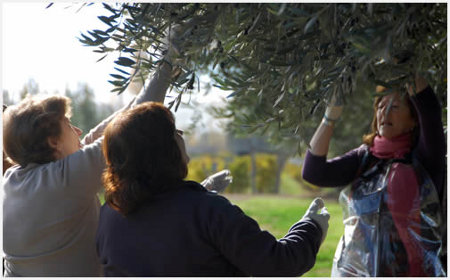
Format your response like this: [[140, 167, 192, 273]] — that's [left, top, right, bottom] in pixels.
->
[[3, 95, 71, 167], [362, 85, 418, 146], [102, 102, 188, 216]]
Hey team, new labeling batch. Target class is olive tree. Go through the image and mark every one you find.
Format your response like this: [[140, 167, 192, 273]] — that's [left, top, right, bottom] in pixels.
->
[[78, 3, 446, 153]]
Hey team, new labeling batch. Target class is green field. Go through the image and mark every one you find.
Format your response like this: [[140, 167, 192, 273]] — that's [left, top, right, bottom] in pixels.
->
[[225, 194, 344, 277]]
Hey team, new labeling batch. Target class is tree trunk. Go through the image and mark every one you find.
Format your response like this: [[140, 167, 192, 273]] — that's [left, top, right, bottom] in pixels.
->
[[250, 150, 257, 194], [274, 153, 289, 194]]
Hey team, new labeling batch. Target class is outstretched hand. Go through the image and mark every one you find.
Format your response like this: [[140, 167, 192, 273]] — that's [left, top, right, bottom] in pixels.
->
[[164, 24, 185, 60], [324, 93, 344, 122], [406, 73, 428, 96], [302, 197, 330, 244], [201, 169, 233, 193], [164, 12, 218, 61], [127, 24, 186, 96], [164, 19, 200, 62]]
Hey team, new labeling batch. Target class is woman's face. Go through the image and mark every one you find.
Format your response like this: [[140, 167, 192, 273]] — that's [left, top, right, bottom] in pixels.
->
[[376, 92, 416, 139], [175, 129, 190, 165], [51, 117, 83, 159]]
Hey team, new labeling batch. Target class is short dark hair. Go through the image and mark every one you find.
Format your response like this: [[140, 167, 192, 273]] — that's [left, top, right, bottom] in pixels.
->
[[102, 102, 188, 215], [3, 95, 71, 166]]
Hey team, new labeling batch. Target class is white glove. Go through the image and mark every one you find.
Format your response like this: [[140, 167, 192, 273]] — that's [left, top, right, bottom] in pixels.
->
[[201, 169, 232, 193], [127, 25, 185, 95], [164, 24, 184, 60], [302, 197, 330, 244], [164, 14, 213, 61], [164, 20, 198, 61]]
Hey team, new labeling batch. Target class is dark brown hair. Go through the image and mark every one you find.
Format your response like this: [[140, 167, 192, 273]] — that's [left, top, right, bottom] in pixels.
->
[[3, 95, 71, 166], [102, 102, 188, 215], [362, 86, 418, 146]]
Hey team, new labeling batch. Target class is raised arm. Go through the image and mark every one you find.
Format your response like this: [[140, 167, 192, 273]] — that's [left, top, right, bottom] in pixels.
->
[[308, 95, 343, 157], [407, 74, 446, 198], [81, 39, 179, 145], [81, 64, 173, 145], [302, 147, 362, 187], [302, 94, 361, 186], [62, 59, 177, 195], [132, 59, 175, 105]]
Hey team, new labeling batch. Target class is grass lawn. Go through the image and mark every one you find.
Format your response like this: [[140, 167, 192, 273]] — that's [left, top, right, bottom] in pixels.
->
[[225, 194, 344, 277]]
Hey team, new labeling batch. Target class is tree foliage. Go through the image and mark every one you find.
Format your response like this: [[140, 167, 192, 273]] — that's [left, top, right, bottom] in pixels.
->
[[80, 3, 447, 152]]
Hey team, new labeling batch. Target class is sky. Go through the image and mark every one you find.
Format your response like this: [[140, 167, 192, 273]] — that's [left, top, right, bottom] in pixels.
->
[[1, 2, 230, 131]]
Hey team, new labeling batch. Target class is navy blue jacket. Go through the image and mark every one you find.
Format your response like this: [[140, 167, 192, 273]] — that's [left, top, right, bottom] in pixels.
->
[[96, 181, 322, 276]]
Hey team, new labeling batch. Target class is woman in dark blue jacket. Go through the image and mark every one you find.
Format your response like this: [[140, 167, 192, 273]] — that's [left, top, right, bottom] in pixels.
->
[[96, 102, 329, 277]]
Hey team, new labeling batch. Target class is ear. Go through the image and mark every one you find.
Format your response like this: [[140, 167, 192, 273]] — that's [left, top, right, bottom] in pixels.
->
[[47, 136, 60, 152]]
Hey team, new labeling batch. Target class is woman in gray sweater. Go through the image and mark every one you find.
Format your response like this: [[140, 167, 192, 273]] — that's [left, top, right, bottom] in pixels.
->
[[2, 52, 176, 276]]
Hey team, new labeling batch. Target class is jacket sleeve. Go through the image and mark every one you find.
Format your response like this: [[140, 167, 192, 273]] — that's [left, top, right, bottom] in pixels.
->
[[205, 195, 322, 276], [302, 147, 362, 187], [410, 86, 446, 198], [49, 138, 106, 197]]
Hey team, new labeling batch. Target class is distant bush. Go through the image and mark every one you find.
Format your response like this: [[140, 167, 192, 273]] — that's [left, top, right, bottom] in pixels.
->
[[284, 162, 342, 199], [186, 158, 207, 183], [283, 162, 302, 183], [188, 154, 253, 193], [189, 153, 278, 194], [226, 155, 251, 193], [254, 154, 277, 193], [186, 155, 227, 183], [187, 153, 344, 196], [284, 162, 321, 192]]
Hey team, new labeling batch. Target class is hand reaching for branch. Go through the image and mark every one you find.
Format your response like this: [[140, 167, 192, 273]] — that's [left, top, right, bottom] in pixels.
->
[[163, 10, 219, 62], [126, 24, 186, 97], [201, 169, 233, 193], [407, 73, 429, 96], [163, 19, 200, 62], [324, 93, 344, 122], [308, 93, 344, 156]]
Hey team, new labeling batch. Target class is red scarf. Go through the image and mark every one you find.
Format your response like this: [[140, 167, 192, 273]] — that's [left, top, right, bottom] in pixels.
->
[[370, 132, 424, 275], [369, 133, 412, 159]]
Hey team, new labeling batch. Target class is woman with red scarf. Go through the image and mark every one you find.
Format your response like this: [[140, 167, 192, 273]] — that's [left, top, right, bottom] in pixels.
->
[[302, 74, 446, 277]]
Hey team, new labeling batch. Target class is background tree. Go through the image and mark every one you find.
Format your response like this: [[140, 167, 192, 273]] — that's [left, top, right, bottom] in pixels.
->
[[65, 83, 115, 136], [79, 3, 446, 155], [3, 90, 14, 107], [19, 78, 41, 99], [5, 79, 115, 139]]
